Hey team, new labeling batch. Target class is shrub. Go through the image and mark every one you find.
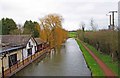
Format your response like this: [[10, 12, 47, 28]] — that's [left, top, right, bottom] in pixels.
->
[[77, 30, 118, 61]]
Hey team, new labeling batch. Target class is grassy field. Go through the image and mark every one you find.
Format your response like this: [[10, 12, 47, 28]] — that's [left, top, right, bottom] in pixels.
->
[[77, 40, 105, 76], [69, 31, 77, 38]]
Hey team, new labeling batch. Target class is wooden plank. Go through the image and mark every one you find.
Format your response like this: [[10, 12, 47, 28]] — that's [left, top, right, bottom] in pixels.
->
[[4, 47, 50, 77]]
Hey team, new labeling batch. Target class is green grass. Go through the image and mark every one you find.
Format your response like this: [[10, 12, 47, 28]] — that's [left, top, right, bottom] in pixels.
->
[[69, 32, 77, 38], [85, 43, 118, 75], [69, 32, 118, 76], [76, 39, 105, 76]]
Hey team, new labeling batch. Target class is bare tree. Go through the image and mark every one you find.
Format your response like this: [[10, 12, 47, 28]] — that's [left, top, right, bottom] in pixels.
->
[[80, 22, 85, 41], [90, 18, 97, 31], [81, 22, 85, 31]]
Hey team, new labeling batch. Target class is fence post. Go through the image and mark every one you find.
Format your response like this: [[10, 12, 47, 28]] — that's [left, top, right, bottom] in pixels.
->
[[9, 67, 11, 73], [31, 55, 32, 60], [2, 66, 4, 78], [23, 59, 24, 65], [17, 61, 18, 68]]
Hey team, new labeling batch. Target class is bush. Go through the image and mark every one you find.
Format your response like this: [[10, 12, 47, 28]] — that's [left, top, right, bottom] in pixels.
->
[[77, 30, 118, 61]]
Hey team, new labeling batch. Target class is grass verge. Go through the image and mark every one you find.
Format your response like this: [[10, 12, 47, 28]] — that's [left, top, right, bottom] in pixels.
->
[[85, 43, 118, 76], [76, 39, 105, 76]]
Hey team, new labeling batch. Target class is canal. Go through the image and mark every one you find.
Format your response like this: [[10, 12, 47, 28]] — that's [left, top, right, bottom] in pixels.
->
[[15, 38, 91, 76]]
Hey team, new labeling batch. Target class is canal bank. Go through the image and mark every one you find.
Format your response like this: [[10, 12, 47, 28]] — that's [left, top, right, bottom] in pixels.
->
[[14, 38, 91, 76], [77, 39, 117, 77]]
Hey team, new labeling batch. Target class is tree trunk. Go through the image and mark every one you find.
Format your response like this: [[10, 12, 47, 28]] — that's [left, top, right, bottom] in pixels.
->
[[111, 52, 118, 62]]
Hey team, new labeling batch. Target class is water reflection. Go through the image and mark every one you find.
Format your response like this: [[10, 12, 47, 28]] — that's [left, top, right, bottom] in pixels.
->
[[15, 38, 91, 76]]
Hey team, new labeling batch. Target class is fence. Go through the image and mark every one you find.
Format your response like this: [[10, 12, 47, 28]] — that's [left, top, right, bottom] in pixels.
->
[[3, 47, 51, 77]]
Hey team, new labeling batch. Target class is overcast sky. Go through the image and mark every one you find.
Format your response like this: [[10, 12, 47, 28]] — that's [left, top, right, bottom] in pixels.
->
[[0, 0, 119, 31]]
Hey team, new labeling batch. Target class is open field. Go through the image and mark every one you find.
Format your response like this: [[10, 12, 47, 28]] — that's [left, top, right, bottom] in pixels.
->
[[69, 31, 77, 38]]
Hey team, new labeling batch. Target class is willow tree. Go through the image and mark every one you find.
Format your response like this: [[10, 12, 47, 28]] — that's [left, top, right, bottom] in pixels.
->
[[39, 14, 68, 50], [54, 26, 68, 49]]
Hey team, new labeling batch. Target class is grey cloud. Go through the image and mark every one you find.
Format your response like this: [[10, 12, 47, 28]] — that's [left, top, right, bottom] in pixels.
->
[[0, 0, 118, 31]]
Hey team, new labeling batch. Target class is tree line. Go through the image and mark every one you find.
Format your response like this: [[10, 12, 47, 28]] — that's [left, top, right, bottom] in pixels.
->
[[77, 18, 119, 61], [0, 18, 40, 38], [0, 14, 68, 50]]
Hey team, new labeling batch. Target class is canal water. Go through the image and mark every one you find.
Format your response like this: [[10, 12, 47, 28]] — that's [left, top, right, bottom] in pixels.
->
[[15, 38, 91, 76]]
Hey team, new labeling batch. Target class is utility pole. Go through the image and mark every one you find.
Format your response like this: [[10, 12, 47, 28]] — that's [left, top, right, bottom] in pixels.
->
[[108, 11, 117, 61], [106, 14, 112, 29], [109, 11, 117, 30], [109, 14, 112, 26]]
